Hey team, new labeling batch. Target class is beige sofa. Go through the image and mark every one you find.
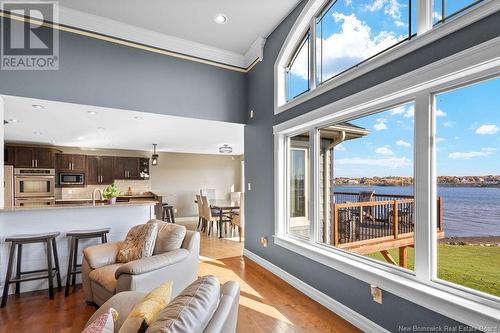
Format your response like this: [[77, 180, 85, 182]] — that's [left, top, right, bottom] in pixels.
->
[[82, 229, 200, 306], [85, 276, 240, 333]]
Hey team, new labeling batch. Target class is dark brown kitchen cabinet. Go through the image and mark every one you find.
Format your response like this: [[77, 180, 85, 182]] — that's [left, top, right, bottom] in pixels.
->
[[56, 154, 87, 172], [87, 156, 114, 184], [113, 157, 140, 179], [10, 146, 56, 168]]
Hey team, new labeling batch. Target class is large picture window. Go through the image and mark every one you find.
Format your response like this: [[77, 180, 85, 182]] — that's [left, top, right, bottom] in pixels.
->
[[434, 76, 500, 298], [317, 103, 417, 271], [286, 32, 310, 101]]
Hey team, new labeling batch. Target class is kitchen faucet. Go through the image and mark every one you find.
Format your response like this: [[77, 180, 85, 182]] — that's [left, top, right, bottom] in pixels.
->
[[92, 188, 103, 205]]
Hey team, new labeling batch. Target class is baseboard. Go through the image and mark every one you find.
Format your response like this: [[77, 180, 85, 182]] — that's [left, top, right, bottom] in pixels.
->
[[243, 249, 389, 333]]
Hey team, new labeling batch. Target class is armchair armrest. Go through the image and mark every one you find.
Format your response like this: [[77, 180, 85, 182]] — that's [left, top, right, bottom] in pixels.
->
[[115, 248, 189, 278], [83, 241, 122, 269]]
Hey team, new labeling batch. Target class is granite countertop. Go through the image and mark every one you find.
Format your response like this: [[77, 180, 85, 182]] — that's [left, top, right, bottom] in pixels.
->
[[1, 200, 158, 212]]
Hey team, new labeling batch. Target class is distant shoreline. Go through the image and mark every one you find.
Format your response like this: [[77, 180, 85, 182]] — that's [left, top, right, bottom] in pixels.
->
[[440, 236, 500, 245]]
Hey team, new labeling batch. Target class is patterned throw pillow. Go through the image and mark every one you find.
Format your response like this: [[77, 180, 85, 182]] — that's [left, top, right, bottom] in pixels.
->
[[116, 223, 158, 263], [118, 281, 173, 333], [82, 308, 118, 333]]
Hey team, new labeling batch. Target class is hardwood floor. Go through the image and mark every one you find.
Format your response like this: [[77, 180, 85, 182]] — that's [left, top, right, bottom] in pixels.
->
[[0, 220, 359, 333]]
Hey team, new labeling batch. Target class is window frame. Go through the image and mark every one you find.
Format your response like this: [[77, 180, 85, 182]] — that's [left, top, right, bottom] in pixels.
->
[[285, 30, 311, 101], [274, 0, 499, 114], [273, 37, 500, 329]]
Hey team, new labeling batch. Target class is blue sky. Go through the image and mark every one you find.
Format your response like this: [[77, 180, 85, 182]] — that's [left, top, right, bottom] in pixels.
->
[[287, 0, 479, 100], [332, 76, 500, 178]]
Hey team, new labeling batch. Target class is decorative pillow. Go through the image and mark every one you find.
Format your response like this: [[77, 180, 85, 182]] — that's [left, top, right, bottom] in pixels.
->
[[145, 276, 220, 333], [116, 223, 158, 263], [82, 308, 118, 333], [118, 281, 173, 333], [147, 219, 186, 254]]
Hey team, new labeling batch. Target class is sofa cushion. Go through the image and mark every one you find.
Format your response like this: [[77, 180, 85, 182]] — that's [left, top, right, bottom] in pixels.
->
[[145, 276, 220, 333], [117, 223, 158, 263], [119, 281, 173, 333], [89, 264, 124, 293], [147, 220, 186, 254]]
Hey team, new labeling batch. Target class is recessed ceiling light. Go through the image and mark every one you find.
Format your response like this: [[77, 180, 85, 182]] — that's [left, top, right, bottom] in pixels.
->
[[77, 136, 85, 141], [33, 131, 43, 135], [219, 144, 233, 154], [32, 104, 45, 109], [97, 127, 106, 131], [88, 111, 97, 115], [8, 119, 18, 123], [134, 116, 144, 120], [214, 14, 228, 24]]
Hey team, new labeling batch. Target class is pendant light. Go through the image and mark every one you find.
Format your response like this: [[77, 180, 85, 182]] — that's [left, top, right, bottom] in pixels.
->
[[151, 144, 159, 166]]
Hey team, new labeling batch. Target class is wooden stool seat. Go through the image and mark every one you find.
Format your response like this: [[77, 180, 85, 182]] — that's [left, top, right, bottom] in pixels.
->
[[64, 228, 110, 297], [1, 232, 62, 308], [5, 232, 60, 242]]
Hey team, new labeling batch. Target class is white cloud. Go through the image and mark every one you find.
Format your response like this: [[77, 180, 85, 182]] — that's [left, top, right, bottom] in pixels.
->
[[391, 104, 414, 119], [436, 137, 446, 143], [375, 146, 394, 155], [336, 156, 412, 168], [448, 147, 496, 160], [436, 109, 447, 117], [315, 12, 402, 79], [475, 124, 499, 135], [443, 121, 454, 127], [374, 118, 388, 131], [396, 140, 411, 148], [334, 144, 346, 151], [344, 0, 353, 6]]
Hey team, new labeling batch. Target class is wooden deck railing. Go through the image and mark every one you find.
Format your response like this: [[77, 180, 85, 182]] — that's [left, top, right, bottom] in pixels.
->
[[330, 192, 442, 247]]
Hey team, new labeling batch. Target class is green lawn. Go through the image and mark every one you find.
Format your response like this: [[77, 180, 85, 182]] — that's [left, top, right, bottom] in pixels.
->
[[368, 245, 500, 297]]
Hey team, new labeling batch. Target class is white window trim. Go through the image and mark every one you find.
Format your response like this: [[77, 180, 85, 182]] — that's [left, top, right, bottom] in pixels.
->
[[274, 0, 500, 115], [273, 37, 500, 329]]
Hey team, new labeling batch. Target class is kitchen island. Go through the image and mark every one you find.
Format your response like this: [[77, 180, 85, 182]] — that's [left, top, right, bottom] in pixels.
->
[[0, 200, 157, 295]]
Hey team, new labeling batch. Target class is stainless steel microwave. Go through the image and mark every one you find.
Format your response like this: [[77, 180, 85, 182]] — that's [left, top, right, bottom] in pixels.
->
[[59, 172, 85, 185]]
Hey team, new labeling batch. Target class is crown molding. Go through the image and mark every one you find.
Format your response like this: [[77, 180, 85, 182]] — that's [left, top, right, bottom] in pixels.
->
[[57, 6, 267, 70]]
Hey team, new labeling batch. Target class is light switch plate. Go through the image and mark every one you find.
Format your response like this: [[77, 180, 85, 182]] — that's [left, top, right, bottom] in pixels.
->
[[370, 285, 382, 304], [247, 182, 252, 191], [260, 236, 268, 247], [250, 110, 254, 118]]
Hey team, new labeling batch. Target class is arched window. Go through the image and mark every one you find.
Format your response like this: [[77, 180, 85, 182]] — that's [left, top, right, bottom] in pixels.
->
[[275, 0, 491, 114]]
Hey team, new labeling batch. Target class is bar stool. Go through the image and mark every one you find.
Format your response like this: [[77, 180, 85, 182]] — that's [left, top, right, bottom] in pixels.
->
[[65, 228, 110, 297], [162, 204, 175, 223], [1, 232, 62, 308]]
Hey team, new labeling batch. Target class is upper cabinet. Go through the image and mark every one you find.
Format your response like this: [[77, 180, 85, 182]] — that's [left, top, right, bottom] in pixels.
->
[[113, 157, 141, 180], [56, 154, 87, 172], [87, 156, 115, 185], [8, 146, 57, 168]]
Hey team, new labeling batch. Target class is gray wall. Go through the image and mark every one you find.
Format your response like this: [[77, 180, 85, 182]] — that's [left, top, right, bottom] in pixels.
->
[[245, 1, 500, 331], [0, 18, 247, 124]]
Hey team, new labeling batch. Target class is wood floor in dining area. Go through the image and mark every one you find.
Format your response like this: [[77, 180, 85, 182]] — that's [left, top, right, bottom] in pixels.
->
[[0, 220, 360, 333]]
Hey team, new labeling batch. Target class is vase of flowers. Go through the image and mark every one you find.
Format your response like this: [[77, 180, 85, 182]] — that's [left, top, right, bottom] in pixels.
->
[[102, 183, 121, 205]]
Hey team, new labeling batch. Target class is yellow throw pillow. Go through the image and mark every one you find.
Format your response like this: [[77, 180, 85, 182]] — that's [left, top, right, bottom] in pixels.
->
[[118, 281, 173, 333]]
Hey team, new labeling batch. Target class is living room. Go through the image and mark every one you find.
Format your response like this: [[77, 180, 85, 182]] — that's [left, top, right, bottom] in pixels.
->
[[1, 1, 499, 332]]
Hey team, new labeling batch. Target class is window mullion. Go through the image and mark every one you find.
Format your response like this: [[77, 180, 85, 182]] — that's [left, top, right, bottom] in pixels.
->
[[414, 92, 435, 282], [309, 18, 317, 91], [417, 0, 433, 34], [310, 128, 319, 243]]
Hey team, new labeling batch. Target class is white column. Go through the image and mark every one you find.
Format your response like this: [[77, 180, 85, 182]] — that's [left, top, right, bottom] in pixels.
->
[[417, 0, 434, 35]]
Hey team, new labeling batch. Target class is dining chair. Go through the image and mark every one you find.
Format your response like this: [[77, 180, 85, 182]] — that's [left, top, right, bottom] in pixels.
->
[[195, 195, 205, 231], [230, 193, 244, 242], [200, 189, 216, 201], [230, 191, 241, 204], [201, 195, 219, 236]]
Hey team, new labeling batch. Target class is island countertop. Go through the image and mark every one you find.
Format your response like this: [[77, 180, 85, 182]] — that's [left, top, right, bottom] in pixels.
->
[[1, 200, 158, 212]]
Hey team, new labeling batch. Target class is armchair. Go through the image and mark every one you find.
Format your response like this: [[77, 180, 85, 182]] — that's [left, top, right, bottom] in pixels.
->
[[82, 228, 200, 306]]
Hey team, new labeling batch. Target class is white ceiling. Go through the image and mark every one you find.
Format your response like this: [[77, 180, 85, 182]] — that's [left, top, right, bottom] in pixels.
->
[[56, 0, 300, 65], [2, 95, 244, 155]]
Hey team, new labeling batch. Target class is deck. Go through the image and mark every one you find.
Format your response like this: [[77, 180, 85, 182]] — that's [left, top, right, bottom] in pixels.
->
[[291, 191, 444, 268]]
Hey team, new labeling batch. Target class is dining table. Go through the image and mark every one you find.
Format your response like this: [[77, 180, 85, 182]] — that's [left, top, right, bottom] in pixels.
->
[[195, 199, 240, 238]]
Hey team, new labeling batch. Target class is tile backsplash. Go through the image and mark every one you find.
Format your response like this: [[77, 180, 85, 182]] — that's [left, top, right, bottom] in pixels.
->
[[56, 179, 152, 199]]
